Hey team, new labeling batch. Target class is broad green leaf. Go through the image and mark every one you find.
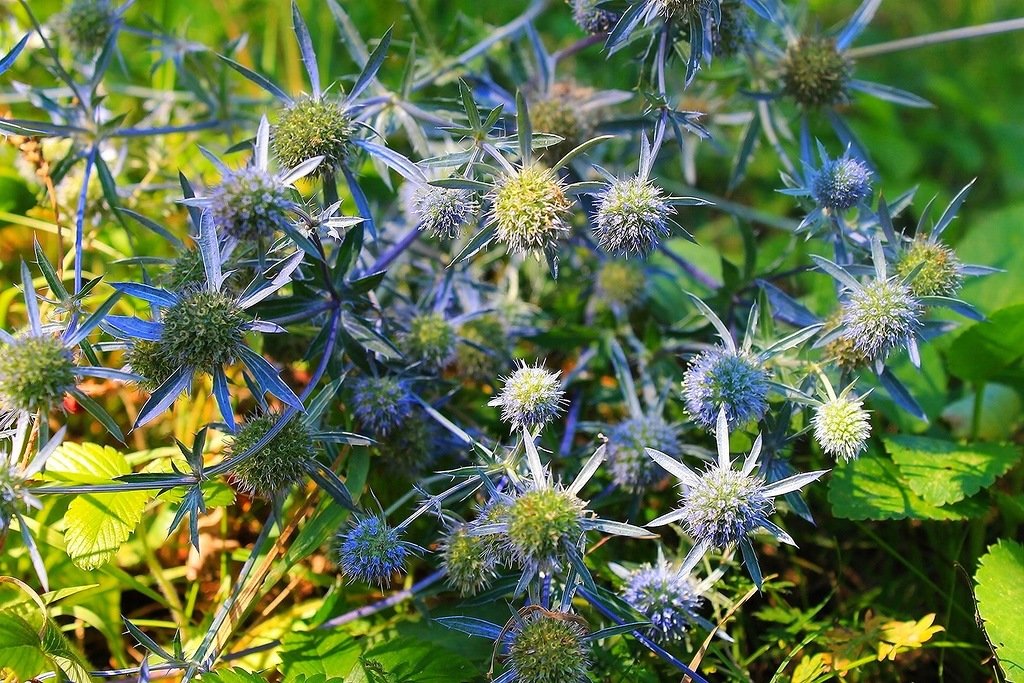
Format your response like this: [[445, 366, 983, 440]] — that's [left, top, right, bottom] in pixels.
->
[[975, 540, 1024, 681], [958, 204, 1024, 310], [0, 612, 49, 680], [886, 436, 1021, 506], [948, 305, 1024, 383], [46, 443, 151, 570], [828, 452, 974, 521], [279, 630, 362, 678]]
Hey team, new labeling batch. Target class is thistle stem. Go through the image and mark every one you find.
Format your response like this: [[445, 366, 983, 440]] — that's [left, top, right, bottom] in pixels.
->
[[368, 223, 424, 274], [319, 569, 447, 628], [552, 33, 605, 64], [847, 18, 1024, 59]]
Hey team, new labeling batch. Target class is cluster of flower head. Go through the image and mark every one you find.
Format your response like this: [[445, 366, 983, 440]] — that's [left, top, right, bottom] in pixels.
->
[[228, 414, 316, 498], [0, 334, 75, 413], [207, 167, 294, 241], [489, 165, 573, 255]]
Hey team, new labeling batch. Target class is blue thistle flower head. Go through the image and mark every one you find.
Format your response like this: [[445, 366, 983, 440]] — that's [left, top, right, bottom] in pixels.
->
[[337, 515, 410, 587], [207, 166, 294, 241], [681, 346, 770, 430], [351, 376, 413, 437], [621, 557, 705, 642], [811, 154, 872, 212], [594, 176, 672, 258], [0, 333, 76, 413], [440, 524, 498, 597], [606, 415, 680, 493], [413, 184, 478, 239], [813, 390, 871, 462]]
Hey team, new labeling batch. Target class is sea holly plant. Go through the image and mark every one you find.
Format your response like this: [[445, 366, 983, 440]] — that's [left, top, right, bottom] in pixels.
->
[[646, 408, 828, 588], [0, 1, 1022, 681]]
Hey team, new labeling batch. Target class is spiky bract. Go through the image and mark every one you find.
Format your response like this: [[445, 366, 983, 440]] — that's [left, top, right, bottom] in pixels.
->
[[681, 347, 769, 430], [489, 165, 572, 255], [683, 467, 772, 548], [840, 279, 922, 360], [896, 238, 965, 297], [813, 395, 871, 462], [273, 97, 354, 177], [161, 290, 248, 372], [490, 363, 565, 430], [337, 515, 409, 586], [228, 414, 316, 497], [781, 36, 852, 108], [206, 167, 293, 241], [606, 415, 680, 493], [0, 335, 75, 413], [622, 562, 704, 641], [594, 177, 671, 258], [507, 610, 591, 683]]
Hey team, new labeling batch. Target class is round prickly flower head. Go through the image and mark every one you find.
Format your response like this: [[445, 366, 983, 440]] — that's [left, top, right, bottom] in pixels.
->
[[505, 487, 585, 571], [595, 260, 646, 310], [441, 525, 497, 597], [351, 376, 412, 437], [400, 312, 457, 371], [57, 0, 116, 53], [839, 278, 922, 360], [0, 334, 76, 413], [507, 609, 591, 683], [781, 35, 852, 108], [337, 515, 409, 586], [571, 0, 619, 34], [811, 157, 872, 212], [412, 184, 478, 239], [622, 561, 705, 642], [207, 167, 294, 242], [713, 1, 753, 56], [273, 97, 354, 177], [489, 164, 572, 255], [681, 347, 770, 430], [160, 289, 249, 372], [606, 415, 680, 493], [490, 362, 565, 430], [594, 176, 672, 258], [456, 315, 507, 382], [683, 465, 772, 548], [813, 393, 871, 462], [896, 238, 965, 297], [123, 340, 177, 392], [228, 414, 316, 497]]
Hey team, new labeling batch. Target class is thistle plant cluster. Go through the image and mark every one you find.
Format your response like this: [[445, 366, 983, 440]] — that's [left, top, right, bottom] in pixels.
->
[[0, 1, 1019, 682]]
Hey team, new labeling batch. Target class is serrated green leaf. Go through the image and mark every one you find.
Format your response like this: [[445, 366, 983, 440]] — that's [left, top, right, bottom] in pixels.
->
[[828, 452, 969, 521], [45, 443, 151, 570], [975, 540, 1024, 681], [886, 436, 1021, 506]]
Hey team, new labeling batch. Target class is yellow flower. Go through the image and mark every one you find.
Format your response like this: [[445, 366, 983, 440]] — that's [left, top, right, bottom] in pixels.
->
[[877, 613, 944, 661]]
